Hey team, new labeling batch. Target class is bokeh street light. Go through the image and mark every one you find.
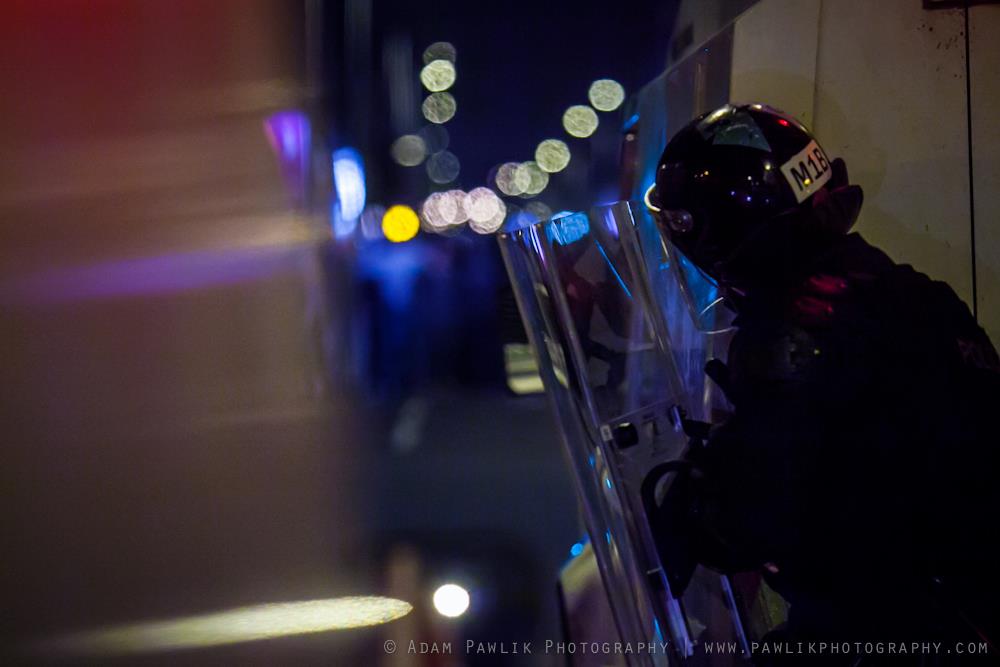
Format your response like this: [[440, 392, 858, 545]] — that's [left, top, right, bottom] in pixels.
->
[[391, 135, 427, 167], [464, 187, 507, 234], [382, 205, 420, 243], [420, 59, 457, 92], [562, 105, 599, 138], [587, 78, 625, 112], [422, 92, 457, 124], [422, 41, 457, 64], [432, 584, 470, 618], [534, 139, 571, 173], [426, 151, 461, 183], [515, 161, 549, 196]]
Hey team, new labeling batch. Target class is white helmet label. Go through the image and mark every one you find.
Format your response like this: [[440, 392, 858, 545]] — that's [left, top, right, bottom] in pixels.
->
[[780, 139, 832, 203]]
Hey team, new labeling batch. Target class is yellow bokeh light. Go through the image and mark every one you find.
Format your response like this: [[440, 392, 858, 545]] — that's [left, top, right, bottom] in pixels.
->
[[37, 597, 413, 657], [587, 79, 625, 112], [512, 164, 533, 194], [382, 205, 420, 242], [420, 59, 456, 92], [562, 105, 599, 138], [535, 139, 571, 173], [515, 161, 549, 196], [423, 41, 456, 65], [422, 92, 457, 124], [495, 162, 523, 196]]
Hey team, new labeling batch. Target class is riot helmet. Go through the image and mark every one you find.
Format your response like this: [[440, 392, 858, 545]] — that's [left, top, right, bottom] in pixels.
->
[[645, 104, 862, 294]]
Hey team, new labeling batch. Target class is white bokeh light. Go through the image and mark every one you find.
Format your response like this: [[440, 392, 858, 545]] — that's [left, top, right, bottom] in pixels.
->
[[495, 162, 523, 196], [421, 190, 468, 232], [432, 584, 470, 618], [464, 188, 507, 234], [422, 92, 457, 124], [391, 135, 427, 167], [420, 192, 447, 231], [439, 189, 469, 226], [426, 151, 460, 183]]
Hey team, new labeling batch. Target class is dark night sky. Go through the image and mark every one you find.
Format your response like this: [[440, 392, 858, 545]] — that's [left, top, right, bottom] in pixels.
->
[[348, 0, 679, 203]]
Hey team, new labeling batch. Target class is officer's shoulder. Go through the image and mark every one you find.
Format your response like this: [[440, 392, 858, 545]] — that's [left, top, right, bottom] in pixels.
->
[[866, 253, 973, 326], [827, 233, 974, 323], [834, 235, 999, 371]]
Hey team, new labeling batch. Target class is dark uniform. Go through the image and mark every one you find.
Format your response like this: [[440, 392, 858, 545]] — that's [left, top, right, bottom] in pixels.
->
[[706, 232, 999, 654], [646, 104, 1000, 662]]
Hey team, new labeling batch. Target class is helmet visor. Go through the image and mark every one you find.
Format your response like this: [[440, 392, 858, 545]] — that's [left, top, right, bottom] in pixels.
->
[[664, 239, 734, 333], [644, 184, 734, 334]]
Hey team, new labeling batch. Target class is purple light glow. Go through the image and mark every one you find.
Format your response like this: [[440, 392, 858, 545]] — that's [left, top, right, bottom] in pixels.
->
[[263, 110, 311, 206], [0, 245, 311, 306]]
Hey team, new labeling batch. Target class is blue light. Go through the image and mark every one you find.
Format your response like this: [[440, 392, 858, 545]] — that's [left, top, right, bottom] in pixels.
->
[[569, 542, 585, 558], [503, 209, 540, 233], [595, 242, 632, 299], [678, 251, 719, 306], [546, 212, 589, 245], [281, 125, 297, 155], [330, 202, 358, 240], [598, 202, 621, 239], [355, 241, 426, 311], [605, 478, 612, 489], [332, 147, 366, 223]]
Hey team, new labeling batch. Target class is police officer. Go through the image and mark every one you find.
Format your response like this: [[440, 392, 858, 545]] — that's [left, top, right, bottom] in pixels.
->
[[645, 104, 1000, 662]]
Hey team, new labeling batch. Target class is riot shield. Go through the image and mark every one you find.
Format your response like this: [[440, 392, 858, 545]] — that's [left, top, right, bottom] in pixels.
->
[[630, 202, 789, 651], [499, 202, 764, 665]]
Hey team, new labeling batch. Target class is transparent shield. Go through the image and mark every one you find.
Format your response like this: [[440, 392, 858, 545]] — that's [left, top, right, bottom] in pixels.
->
[[669, 245, 732, 335], [499, 202, 758, 666], [632, 203, 735, 424], [633, 200, 790, 646]]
